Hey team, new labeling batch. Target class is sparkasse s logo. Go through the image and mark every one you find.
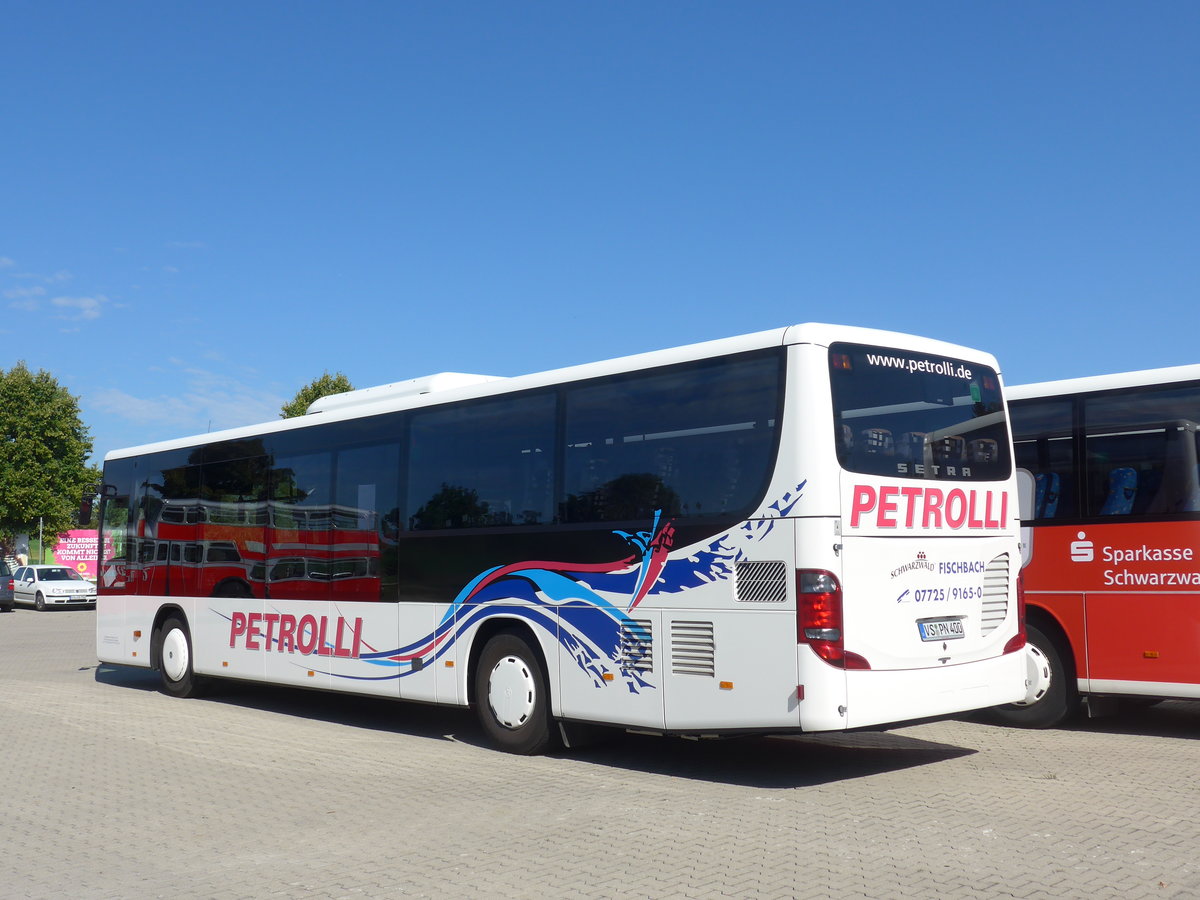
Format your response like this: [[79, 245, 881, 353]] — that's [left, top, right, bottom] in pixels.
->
[[1070, 532, 1094, 563]]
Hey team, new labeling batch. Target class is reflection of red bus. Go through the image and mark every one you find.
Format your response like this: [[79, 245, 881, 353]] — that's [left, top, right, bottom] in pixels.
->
[[128, 500, 381, 600], [993, 365, 1200, 727]]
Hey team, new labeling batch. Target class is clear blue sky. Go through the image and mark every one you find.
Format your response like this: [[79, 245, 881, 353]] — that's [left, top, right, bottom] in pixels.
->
[[3, 2, 1197, 463]]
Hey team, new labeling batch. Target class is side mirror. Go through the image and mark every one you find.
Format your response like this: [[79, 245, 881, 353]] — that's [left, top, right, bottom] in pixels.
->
[[78, 497, 93, 527]]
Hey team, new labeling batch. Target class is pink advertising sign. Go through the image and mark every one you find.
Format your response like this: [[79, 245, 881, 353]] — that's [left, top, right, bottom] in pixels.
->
[[52, 530, 101, 580]]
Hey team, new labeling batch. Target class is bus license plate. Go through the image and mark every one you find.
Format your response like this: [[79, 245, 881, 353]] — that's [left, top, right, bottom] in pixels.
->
[[918, 618, 965, 642]]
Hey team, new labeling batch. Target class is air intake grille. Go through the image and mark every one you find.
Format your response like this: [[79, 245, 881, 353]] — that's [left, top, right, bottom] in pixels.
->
[[735, 560, 788, 603], [620, 619, 654, 675], [671, 620, 715, 677], [980, 552, 1011, 636]]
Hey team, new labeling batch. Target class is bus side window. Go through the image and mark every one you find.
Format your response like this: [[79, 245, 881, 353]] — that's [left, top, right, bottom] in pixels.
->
[[1146, 423, 1200, 514]]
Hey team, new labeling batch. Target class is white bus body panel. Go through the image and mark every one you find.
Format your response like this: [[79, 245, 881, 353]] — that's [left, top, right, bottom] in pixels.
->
[[97, 596, 142, 667], [656, 517, 800, 731]]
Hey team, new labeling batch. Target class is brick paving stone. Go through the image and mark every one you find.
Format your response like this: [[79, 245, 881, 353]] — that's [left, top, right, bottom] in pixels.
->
[[3, 609, 1200, 899]]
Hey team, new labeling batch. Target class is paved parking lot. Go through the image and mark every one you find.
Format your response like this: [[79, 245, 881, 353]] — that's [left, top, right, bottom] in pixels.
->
[[2, 608, 1197, 899]]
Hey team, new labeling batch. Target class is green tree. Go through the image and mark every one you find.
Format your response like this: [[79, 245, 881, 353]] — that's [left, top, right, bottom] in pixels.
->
[[280, 371, 354, 418], [0, 362, 99, 555]]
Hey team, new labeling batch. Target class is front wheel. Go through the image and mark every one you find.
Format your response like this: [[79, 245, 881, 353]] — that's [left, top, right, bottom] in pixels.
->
[[474, 631, 559, 755], [158, 615, 204, 698], [34, 592, 46, 611], [987, 623, 1078, 728]]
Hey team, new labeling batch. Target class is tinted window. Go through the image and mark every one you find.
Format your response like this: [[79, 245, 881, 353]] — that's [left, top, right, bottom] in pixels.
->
[[134, 455, 203, 596], [1083, 384, 1200, 517], [1011, 398, 1078, 520], [269, 451, 333, 600], [98, 458, 135, 595], [830, 343, 1011, 482], [563, 352, 781, 523], [335, 442, 399, 601], [200, 452, 267, 598], [408, 393, 556, 530]]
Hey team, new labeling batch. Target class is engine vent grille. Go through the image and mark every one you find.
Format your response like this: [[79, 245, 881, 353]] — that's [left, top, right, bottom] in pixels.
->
[[671, 620, 715, 677], [980, 552, 1011, 637], [735, 560, 788, 603], [620, 619, 654, 675]]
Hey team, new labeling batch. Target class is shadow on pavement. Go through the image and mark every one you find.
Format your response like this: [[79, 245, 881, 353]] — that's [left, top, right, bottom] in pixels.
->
[[561, 729, 975, 788], [1061, 699, 1200, 741], [94, 663, 160, 691], [95, 665, 975, 786]]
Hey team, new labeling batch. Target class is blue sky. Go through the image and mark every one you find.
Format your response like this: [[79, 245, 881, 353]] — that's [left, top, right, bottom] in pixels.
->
[[3, 2, 1197, 463]]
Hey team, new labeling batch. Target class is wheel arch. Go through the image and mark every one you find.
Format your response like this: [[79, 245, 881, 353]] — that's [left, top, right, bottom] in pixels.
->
[[150, 604, 190, 672], [1024, 603, 1078, 685], [465, 615, 555, 712]]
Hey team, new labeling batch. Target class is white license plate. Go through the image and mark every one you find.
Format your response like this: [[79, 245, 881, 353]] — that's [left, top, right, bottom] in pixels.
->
[[918, 618, 965, 641]]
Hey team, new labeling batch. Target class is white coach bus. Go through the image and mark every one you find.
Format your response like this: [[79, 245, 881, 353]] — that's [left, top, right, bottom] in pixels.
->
[[94, 323, 1026, 753]]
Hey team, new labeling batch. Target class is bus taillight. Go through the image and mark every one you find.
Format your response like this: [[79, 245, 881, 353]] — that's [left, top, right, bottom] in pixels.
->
[[797, 570, 870, 670], [1003, 574, 1027, 654]]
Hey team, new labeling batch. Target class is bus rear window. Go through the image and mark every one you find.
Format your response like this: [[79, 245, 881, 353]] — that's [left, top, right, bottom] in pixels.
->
[[829, 342, 1011, 481]]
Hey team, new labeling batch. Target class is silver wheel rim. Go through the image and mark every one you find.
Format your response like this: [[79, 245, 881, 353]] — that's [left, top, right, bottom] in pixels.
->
[[487, 654, 537, 729], [1014, 641, 1051, 706], [162, 627, 190, 683]]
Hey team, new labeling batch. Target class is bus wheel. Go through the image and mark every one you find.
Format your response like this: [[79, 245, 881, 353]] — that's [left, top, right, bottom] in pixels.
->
[[158, 615, 203, 698], [34, 592, 46, 611], [474, 631, 559, 755], [987, 623, 1077, 728]]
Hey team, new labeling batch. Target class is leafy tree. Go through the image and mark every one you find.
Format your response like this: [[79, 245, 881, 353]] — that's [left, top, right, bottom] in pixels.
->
[[280, 371, 354, 418], [0, 362, 100, 555]]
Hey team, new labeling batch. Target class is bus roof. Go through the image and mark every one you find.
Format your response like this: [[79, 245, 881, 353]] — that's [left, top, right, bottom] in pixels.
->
[[103, 322, 1002, 461], [1008, 363, 1200, 402]]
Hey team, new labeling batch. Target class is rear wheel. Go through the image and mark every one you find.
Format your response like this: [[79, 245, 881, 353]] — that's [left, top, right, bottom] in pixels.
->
[[987, 623, 1078, 728], [474, 631, 559, 755], [34, 591, 46, 611], [158, 615, 203, 698]]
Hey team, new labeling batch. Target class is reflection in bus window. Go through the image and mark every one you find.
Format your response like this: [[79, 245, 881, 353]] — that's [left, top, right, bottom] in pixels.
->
[[563, 355, 779, 523], [830, 343, 1010, 482], [408, 393, 556, 530]]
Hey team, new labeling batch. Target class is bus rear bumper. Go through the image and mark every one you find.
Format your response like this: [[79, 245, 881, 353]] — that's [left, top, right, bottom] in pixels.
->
[[840, 651, 1026, 731]]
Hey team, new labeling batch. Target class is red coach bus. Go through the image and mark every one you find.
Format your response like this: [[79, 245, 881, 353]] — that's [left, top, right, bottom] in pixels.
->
[[991, 364, 1200, 726]]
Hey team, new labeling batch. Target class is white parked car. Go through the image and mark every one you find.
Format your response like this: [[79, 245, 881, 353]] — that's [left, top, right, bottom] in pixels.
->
[[12, 565, 97, 610]]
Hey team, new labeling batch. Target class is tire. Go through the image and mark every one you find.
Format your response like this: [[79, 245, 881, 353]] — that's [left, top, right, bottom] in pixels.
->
[[987, 623, 1078, 728], [34, 592, 46, 611], [157, 615, 203, 698], [474, 631, 560, 755]]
